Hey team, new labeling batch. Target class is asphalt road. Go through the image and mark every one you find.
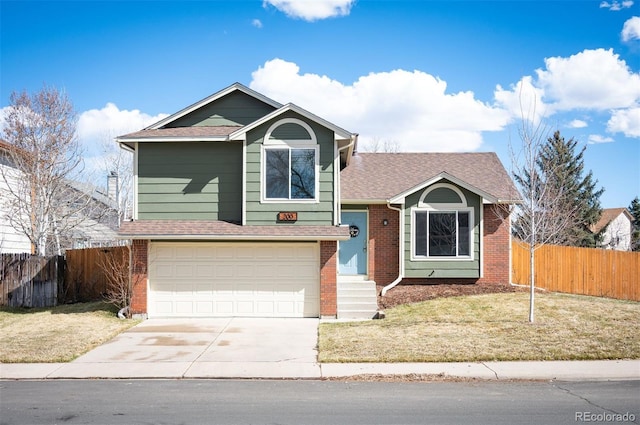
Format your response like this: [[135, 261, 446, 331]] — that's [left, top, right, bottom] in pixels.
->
[[1, 379, 638, 425]]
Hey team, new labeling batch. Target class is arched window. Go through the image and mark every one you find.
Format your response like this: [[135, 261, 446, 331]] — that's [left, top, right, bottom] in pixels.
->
[[413, 183, 473, 259], [262, 119, 319, 202]]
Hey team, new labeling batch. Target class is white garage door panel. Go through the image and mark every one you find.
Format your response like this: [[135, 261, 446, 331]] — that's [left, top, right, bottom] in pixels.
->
[[148, 242, 319, 318]]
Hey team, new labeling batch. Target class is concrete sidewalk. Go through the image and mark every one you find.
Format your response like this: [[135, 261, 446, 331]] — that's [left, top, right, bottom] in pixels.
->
[[2, 360, 639, 381]]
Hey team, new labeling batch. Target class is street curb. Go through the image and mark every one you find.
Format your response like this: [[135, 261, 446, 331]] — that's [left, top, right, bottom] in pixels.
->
[[2, 360, 639, 381]]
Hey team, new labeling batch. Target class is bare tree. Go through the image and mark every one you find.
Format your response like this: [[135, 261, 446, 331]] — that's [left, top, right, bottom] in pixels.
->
[[98, 246, 132, 317], [98, 130, 134, 225], [504, 95, 578, 323], [0, 85, 100, 255], [359, 137, 401, 153]]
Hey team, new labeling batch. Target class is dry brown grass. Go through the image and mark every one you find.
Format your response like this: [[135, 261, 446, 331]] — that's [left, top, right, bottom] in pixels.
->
[[319, 292, 640, 363], [0, 302, 139, 363]]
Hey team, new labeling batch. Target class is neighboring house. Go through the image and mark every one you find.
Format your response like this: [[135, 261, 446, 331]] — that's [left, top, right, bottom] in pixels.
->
[[0, 140, 120, 254], [592, 208, 634, 251], [63, 180, 120, 250], [117, 83, 518, 319], [0, 140, 32, 253]]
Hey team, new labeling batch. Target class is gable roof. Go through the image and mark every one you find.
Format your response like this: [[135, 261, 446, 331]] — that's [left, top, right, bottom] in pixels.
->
[[229, 103, 355, 142], [116, 125, 242, 142], [340, 152, 519, 204], [147, 83, 282, 130], [115, 83, 358, 163], [591, 208, 634, 234]]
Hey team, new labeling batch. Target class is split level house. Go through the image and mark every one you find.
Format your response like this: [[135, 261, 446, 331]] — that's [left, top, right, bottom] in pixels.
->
[[117, 83, 519, 319]]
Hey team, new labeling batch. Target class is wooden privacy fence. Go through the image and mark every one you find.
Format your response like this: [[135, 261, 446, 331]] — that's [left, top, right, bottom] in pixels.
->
[[63, 246, 130, 303], [1, 254, 64, 307], [512, 241, 640, 301]]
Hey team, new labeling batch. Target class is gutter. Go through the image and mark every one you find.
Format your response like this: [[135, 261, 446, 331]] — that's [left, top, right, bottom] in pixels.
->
[[381, 202, 404, 296], [338, 133, 358, 157], [116, 231, 351, 242]]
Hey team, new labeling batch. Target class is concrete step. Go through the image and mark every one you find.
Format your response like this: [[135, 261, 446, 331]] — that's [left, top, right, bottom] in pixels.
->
[[337, 294, 377, 303], [338, 286, 377, 295], [337, 279, 379, 320], [338, 290, 378, 304], [337, 309, 380, 320], [337, 280, 377, 291], [337, 275, 370, 282], [338, 303, 378, 316]]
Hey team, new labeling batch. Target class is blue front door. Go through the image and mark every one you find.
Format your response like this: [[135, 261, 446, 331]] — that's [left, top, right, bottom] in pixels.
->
[[339, 211, 368, 275]]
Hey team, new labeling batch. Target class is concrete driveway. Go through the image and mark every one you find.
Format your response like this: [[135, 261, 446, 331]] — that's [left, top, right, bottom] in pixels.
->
[[46, 318, 321, 379]]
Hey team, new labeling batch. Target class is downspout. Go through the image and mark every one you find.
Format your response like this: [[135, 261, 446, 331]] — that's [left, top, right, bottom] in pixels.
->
[[337, 134, 357, 156], [381, 202, 404, 296]]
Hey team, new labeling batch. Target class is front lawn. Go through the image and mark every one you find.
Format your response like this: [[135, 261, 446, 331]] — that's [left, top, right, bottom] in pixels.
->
[[319, 292, 640, 362], [0, 302, 139, 363]]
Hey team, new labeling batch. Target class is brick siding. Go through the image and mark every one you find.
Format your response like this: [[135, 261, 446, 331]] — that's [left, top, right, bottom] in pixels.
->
[[368, 204, 400, 285], [477, 204, 511, 284], [319, 240, 338, 318], [366, 203, 511, 286], [130, 239, 148, 315]]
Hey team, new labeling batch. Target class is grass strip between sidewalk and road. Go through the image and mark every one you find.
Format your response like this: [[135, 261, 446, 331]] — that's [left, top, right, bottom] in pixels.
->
[[319, 292, 640, 363], [0, 302, 139, 363]]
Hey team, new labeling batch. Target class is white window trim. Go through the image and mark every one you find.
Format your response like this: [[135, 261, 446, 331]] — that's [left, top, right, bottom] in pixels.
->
[[411, 206, 475, 262], [261, 118, 319, 204], [263, 118, 317, 146], [418, 182, 467, 208]]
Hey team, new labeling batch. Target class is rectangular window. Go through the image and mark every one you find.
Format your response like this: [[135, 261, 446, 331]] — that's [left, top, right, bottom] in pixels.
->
[[265, 147, 316, 200], [414, 210, 471, 258]]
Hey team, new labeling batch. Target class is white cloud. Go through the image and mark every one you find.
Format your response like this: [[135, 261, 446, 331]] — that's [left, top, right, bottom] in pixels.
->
[[494, 76, 549, 124], [607, 107, 640, 137], [250, 58, 510, 152], [568, 119, 588, 128], [77, 103, 168, 155], [263, 0, 354, 21], [536, 49, 640, 111], [588, 134, 615, 144], [600, 0, 634, 10], [622, 16, 640, 41], [75, 104, 168, 184], [494, 48, 640, 136], [252, 19, 263, 28]]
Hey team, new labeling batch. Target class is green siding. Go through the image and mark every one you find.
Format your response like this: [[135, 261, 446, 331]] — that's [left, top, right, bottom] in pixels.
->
[[168, 91, 276, 127], [424, 187, 462, 204], [244, 111, 336, 225], [137, 142, 242, 221], [270, 122, 312, 140], [404, 182, 481, 279]]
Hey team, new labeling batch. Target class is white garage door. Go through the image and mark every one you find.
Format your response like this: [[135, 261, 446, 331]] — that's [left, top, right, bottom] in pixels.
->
[[148, 242, 320, 318]]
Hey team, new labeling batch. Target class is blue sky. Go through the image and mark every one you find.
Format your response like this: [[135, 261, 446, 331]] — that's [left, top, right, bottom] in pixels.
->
[[1, 0, 639, 208]]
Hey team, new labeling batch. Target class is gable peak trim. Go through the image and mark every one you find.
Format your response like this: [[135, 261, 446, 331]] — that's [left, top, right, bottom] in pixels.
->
[[145, 83, 283, 130], [228, 103, 355, 141], [389, 172, 499, 204]]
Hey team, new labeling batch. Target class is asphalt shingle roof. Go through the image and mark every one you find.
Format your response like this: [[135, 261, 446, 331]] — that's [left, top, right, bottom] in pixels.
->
[[340, 152, 519, 203], [118, 220, 350, 240], [591, 208, 631, 233], [118, 126, 243, 140]]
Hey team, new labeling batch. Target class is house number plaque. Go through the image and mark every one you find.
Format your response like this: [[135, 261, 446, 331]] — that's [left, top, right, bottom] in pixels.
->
[[278, 212, 298, 222]]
